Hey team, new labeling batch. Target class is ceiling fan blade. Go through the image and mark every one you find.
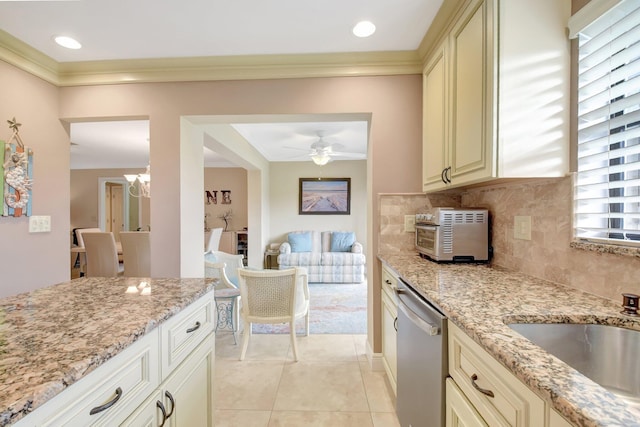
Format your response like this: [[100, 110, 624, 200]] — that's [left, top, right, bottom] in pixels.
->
[[282, 145, 311, 152], [329, 152, 366, 159]]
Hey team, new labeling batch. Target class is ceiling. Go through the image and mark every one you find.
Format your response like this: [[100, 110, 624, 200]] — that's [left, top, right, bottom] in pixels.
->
[[0, 0, 443, 63], [1, 0, 443, 169]]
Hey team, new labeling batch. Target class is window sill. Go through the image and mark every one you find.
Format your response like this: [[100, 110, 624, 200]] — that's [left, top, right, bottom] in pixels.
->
[[570, 240, 640, 259]]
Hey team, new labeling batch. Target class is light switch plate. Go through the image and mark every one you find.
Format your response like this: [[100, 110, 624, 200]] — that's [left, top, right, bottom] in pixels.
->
[[404, 215, 416, 233], [29, 215, 51, 233], [514, 216, 531, 240]]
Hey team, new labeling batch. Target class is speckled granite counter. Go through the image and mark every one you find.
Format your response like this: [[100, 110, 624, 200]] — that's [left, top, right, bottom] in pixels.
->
[[0, 276, 215, 426], [379, 253, 640, 427]]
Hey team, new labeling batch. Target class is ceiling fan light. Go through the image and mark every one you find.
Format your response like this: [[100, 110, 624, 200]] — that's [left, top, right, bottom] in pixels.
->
[[311, 153, 330, 166]]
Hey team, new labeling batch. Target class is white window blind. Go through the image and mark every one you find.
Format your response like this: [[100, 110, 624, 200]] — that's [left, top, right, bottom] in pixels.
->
[[574, 0, 640, 245]]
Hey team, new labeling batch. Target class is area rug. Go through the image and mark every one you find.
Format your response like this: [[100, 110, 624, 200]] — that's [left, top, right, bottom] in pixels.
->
[[251, 281, 367, 334]]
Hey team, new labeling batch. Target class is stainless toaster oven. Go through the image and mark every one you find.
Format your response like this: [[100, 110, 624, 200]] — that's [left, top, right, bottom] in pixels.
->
[[415, 207, 489, 262]]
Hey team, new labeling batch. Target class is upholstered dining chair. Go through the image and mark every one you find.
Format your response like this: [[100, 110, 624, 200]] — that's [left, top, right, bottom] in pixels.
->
[[119, 231, 151, 277], [74, 227, 101, 276], [83, 232, 123, 277], [237, 267, 309, 361], [205, 227, 224, 253], [205, 250, 245, 343]]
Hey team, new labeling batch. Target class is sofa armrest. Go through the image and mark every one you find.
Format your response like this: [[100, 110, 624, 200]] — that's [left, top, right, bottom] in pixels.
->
[[280, 242, 292, 254], [351, 242, 363, 254]]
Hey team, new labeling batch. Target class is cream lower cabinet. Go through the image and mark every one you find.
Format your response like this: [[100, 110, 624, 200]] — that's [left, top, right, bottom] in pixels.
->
[[446, 378, 488, 427], [381, 265, 399, 395], [422, 0, 570, 192], [123, 337, 214, 427], [447, 322, 572, 427], [15, 292, 215, 427]]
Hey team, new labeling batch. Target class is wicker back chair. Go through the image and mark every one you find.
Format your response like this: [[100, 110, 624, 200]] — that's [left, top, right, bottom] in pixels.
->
[[237, 267, 309, 361]]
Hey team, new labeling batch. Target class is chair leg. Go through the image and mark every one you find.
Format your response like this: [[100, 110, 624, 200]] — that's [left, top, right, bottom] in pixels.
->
[[290, 321, 298, 362], [305, 312, 310, 337], [240, 321, 251, 361]]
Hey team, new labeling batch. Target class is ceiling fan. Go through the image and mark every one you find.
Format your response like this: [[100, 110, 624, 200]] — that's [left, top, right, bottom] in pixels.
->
[[289, 132, 366, 166]]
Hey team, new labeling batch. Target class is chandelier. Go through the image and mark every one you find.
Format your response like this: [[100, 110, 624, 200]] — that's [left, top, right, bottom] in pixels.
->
[[124, 164, 151, 198]]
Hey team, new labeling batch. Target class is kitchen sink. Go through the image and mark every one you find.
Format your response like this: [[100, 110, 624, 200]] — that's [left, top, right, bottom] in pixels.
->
[[507, 323, 640, 407]]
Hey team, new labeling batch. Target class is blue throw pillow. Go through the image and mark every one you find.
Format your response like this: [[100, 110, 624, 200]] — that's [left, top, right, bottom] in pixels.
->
[[288, 232, 312, 252], [330, 232, 355, 252]]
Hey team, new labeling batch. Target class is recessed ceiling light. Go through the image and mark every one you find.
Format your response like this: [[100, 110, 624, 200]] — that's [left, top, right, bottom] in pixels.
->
[[353, 21, 376, 38], [54, 36, 82, 50]]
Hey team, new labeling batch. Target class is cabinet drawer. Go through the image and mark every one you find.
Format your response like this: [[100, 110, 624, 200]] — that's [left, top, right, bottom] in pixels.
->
[[160, 292, 214, 379], [381, 266, 399, 302], [21, 331, 160, 427], [448, 322, 545, 427]]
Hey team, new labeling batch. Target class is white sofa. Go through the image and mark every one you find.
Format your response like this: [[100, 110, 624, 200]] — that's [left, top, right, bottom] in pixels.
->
[[277, 230, 365, 283]]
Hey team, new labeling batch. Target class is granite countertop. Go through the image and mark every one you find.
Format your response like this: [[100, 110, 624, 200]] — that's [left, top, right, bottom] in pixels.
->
[[0, 276, 216, 426], [379, 253, 640, 427]]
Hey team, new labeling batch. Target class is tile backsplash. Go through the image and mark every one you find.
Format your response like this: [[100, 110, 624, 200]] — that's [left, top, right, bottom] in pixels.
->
[[379, 176, 640, 303]]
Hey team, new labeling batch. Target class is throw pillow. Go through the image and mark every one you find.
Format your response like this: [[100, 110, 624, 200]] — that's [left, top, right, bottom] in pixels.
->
[[330, 231, 356, 252], [288, 232, 312, 252]]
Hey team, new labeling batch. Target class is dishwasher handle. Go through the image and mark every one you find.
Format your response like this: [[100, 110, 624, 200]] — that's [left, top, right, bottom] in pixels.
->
[[397, 299, 440, 336]]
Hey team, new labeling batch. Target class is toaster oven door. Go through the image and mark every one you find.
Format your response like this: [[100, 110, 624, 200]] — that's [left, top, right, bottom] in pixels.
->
[[416, 225, 438, 258]]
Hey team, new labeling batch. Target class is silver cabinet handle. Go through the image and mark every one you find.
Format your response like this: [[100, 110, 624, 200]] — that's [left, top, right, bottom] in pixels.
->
[[157, 400, 167, 427], [165, 391, 175, 418], [471, 374, 495, 398], [89, 387, 122, 415], [186, 321, 201, 333]]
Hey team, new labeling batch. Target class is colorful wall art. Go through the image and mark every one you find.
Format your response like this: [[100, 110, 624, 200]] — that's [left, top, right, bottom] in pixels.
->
[[1, 118, 33, 217]]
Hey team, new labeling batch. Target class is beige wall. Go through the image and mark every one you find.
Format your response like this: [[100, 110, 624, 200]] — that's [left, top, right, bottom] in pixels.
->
[[269, 160, 367, 250], [1, 65, 422, 354], [204, 167, 248, 232], [0, 60, 70, 296], [70, 168, 151, 234]]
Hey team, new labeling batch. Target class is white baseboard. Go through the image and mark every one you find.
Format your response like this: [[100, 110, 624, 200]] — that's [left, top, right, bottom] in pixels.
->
[[366, 340, 385, 372]]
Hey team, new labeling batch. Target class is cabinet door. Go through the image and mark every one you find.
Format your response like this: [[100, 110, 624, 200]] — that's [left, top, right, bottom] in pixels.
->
[[381, 290, 398, 395], [423, 40, 449, 192], [162, 337, 215, 427], [446, 378, 488, 427], [449, 0, 494, 185], [121, 390, 163, 427]]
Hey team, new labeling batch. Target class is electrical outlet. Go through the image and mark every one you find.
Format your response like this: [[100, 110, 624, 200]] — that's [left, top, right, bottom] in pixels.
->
[[514, 216, 531, 240], [404, 215, 416, 233], [29, 215, 51, 233]]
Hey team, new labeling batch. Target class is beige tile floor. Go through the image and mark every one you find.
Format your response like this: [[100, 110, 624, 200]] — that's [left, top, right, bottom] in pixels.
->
[[214, 332, 400, 427]]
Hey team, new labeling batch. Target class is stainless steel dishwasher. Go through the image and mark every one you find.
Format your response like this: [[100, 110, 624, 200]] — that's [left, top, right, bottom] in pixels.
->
[[395, 278, 448, 427]]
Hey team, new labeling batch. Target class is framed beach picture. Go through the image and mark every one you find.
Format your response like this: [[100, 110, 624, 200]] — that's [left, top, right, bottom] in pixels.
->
[[299, 178, 350, 215]]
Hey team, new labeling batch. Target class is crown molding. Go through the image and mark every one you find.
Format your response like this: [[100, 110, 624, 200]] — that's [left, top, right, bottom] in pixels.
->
[[0, 29, 60, 84], [417, 0, 468, 62], [0, 29, 423, 87]]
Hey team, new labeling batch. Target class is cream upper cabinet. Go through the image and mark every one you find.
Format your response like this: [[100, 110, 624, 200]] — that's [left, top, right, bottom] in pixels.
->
[[423, 0, 570, 192], [422, 40, 448, 189]]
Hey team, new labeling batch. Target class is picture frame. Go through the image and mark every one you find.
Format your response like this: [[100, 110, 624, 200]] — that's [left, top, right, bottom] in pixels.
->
[[299, 178, 350, 215]]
